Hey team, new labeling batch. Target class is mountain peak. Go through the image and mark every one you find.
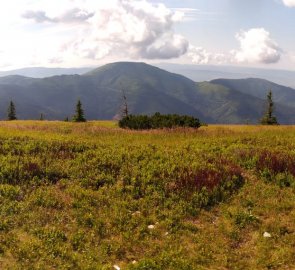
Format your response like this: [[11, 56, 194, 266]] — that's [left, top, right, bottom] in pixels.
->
[[84, 61, 161, 76]]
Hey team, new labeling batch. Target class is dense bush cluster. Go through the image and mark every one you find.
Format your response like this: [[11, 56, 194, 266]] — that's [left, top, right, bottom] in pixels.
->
[[119, 113, 201, 130]]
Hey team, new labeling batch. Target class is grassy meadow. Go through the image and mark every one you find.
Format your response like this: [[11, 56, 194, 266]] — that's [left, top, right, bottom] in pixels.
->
[[0, 121, 295, 269]]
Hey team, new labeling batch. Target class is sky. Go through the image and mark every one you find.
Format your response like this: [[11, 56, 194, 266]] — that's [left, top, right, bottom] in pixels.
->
[[0, 0, 295, 70]]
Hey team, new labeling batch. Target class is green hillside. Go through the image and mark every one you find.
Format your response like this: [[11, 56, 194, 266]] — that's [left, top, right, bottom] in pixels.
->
[[196, 82, 295, 124], [212, 78, 295, 108], [0, 62, 295, 123]]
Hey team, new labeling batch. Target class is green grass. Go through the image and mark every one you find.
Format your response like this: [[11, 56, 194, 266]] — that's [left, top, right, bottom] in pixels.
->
[[0, 121, 295, 269]]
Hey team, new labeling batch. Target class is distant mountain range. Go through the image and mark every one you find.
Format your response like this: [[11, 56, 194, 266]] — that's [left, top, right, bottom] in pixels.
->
[[156, 64, 295, 89], [0, 62, 295, 124], [0, 67, 93, 78], [2, 64, 295, 88]]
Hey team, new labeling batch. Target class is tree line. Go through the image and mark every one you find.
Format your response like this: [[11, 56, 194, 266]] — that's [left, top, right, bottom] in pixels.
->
[[5, 99, 86, 122], [119, 90, 279, 129], [5, 90, 278, 127]]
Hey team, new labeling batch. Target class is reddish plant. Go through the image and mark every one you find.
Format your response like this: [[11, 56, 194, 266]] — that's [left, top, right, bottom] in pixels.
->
[[169, 159, 243, 193], [256, 150, 295, 176]]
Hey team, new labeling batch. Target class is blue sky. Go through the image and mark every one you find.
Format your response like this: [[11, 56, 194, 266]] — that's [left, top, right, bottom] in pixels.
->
[[170, 0, 295, 51], [0, 0, 294, 70]]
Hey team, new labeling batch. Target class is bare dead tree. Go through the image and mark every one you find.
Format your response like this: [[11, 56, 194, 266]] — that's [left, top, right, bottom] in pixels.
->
[[121, 88, 129, 118], [113, 85, 130, 120], [122, 90, 129, 117]]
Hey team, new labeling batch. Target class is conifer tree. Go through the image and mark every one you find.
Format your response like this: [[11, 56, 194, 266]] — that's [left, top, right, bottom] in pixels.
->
[[260, 90, 278, 125], [7, 101, 17, 121], [72, 99, 86, 122], [40, 113, 44, 121]]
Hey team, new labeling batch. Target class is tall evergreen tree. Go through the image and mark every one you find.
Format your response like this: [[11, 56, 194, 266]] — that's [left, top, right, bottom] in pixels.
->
[[39, 113, 44, 121], [72, 99, 86, 122], [7, 101, 17, 121], [260, 90, 278, 125]]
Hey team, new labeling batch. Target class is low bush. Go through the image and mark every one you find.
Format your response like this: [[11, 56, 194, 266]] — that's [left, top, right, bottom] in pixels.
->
[[119, 113, 201, 130]]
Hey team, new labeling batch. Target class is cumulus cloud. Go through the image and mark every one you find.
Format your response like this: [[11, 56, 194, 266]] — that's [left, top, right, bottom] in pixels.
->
[[9, 0, 286, 67], [232, 28, 281, 64], [23, 0, 189, 60], [188, 46, 229, 65], [188, 46, 212, 64], [73, 0, 189, 60], [23, 8, 94, 23], [60, 8, 94, 23], [22, 10, 53, 23], [187, 28, 282, 65], [282, 0, 295, 7]]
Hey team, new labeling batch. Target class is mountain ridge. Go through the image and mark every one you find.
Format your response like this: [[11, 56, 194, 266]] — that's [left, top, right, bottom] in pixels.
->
[[0, 62, 294, 124], [211, 78, 295, 108]]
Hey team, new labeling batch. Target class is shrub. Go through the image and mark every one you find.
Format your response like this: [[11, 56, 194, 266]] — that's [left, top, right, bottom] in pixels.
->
[[0, 184, 21, 200], [233, 211, 260, 229], [256, 150, 295, 176], [119, 113, 201, 130]]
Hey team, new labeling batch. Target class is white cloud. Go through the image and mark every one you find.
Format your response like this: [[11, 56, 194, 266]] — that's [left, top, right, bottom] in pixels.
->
[[232, 28, 281, 64], [74, 0, 189, 60], [22, 8, 94, 24], [22, 0, 189, 61], [188, 28, 282, 65], [282, 0, 295, 7], [0, 0, 288, 69], [188, 46, 212, 64], [188, 46, 228, 65]]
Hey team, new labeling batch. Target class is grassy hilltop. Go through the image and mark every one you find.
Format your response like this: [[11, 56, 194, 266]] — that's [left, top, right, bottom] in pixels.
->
[[0, 121, 295, 269]]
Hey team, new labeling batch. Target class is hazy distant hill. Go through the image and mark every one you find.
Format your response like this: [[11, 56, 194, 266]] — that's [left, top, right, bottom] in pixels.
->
[[211, 78, 295, 108], [0, 67, 93, 78], [2, 64, 295, 89], [156, 63, 295, 88], [0, 62, 295, 123]]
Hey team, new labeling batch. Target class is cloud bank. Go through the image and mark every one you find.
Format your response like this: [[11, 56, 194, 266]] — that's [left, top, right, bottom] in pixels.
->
[[23, 0, 189, 60], [282, 0, 295, 7], [2, 0, 285, 68]]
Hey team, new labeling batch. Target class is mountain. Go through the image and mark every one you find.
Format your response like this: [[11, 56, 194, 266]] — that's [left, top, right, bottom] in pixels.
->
[[196, 82, 295, 124], [211, 78, 295, 108], [156, 63, 295, 88], [0, 67, 93, 78], [0, 75, 40, 86], [3, 64, 295, 88], [0, 63, 203, 120], [0, 62, 295, 123]]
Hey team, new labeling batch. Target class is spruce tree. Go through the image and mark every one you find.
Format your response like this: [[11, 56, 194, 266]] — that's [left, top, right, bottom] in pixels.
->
[[40, 113, 44, 121], [260, 90, 278, 125], [72, 99, 86, 122], [7, 101, 17, 121]]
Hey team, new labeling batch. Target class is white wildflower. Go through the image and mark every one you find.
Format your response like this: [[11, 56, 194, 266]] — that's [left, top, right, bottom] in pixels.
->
[[263, 232, 271, 238]]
